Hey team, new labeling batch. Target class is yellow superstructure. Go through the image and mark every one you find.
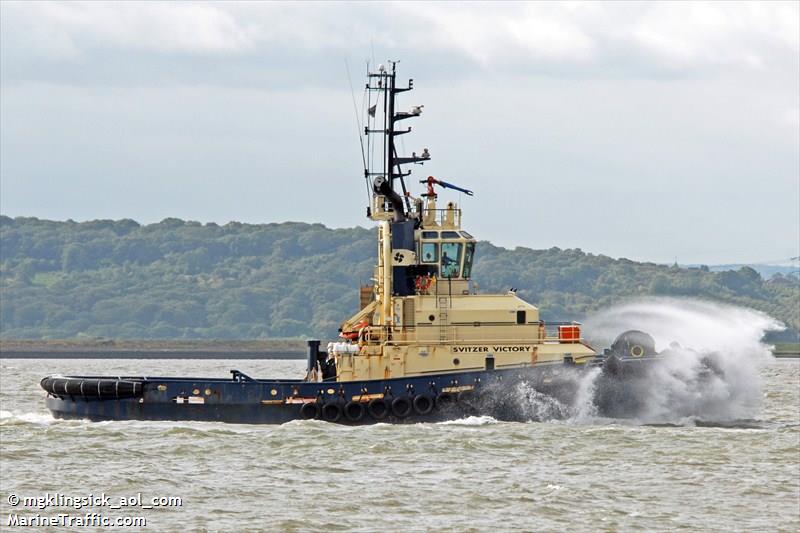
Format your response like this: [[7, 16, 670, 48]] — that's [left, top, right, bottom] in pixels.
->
[[327, 62, 596, 383], [333, 192, 595, 382]]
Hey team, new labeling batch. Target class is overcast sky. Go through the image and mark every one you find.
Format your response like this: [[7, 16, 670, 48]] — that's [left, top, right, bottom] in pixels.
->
[[1, 1, 798, 264]]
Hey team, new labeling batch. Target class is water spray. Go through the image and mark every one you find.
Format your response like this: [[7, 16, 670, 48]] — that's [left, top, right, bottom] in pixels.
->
[[584, 298, 784, 424]]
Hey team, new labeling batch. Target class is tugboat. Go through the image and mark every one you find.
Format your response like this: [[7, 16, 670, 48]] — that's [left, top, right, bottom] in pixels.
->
[[41, 63, 667, 424]]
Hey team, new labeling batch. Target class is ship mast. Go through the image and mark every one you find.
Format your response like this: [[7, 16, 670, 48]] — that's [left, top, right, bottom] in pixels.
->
[[364, 62, 429, 334], [365, 62, 428, 222]]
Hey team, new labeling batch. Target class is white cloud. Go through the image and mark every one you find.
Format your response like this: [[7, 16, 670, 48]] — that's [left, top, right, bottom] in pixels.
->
[[3, 1, 258, 56], [393, 2, 596, 65], [629, 2, 799, 70], [385, 2, 798, 74], [3, 1, 796, 76]]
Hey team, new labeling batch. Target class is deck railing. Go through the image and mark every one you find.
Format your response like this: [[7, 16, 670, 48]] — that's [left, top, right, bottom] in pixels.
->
[[421, 208, 461, 228], [360, 322, 583, 345]]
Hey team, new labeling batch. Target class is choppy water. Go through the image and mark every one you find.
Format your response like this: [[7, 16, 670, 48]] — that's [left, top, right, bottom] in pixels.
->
[[1, 358, 798, 532]]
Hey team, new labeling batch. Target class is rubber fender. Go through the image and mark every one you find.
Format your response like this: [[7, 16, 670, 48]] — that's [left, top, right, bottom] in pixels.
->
[[299, 402, 320, 420], [322, 402, 342, 423], [40, 377, 142, 399], [412, 394, 434, 415], [344, 401, 365, 423], [40, 377, 55, 393], [367, 398, 389, 420], [435, 393, 456, 407], [456, 390, 474, 403], [65, 379, 82, 396], [391, 396, 413, 418], [610, 330, 657, 358]]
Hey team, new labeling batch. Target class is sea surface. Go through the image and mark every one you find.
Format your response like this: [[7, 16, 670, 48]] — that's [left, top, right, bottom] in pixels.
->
[[1, 358, 798, 532]]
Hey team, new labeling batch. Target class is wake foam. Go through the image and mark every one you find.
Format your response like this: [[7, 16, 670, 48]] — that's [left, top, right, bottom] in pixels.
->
[[507, 367, 603, 424], [438, 415, 498, 426], [584, 297, 783, 424], [0, 410, 56, 425]]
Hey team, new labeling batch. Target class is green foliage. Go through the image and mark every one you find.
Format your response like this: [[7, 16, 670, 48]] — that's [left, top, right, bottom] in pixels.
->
[[471, 246, 798, 339], [1, 215, 797, 340]]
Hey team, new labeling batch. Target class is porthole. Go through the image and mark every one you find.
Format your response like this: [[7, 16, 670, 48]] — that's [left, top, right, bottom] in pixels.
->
[[428, 314, 435, 322], [453, 358, 460, 365]]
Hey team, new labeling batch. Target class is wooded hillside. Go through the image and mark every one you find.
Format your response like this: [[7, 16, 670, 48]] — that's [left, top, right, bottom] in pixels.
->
[[1, 216, 797, 340]]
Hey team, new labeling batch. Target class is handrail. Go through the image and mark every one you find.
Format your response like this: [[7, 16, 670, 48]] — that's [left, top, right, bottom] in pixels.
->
[[356, 322, 584, 346], [384, 337, 584, 346], [421, 208, 461, 227], [394, 321, 582, 327]]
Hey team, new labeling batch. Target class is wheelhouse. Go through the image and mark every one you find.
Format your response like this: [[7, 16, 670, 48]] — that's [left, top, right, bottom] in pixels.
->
[[418, 229, 476, 280]]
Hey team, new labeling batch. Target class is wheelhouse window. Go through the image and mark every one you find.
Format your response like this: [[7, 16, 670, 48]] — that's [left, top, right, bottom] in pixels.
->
[[421, 242, 438, 263], [441, 231, 460, 239], [440, 242, 463, 278], [421, 231, 439, 239], [462, 242, 475, 278]]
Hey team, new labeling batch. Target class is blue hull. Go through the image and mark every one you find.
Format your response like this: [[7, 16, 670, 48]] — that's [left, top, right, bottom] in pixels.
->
[[43, 362, 626, 424]]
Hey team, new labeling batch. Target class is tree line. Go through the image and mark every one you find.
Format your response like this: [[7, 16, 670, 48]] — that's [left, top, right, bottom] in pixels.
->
[[1, 216, 797, 341]]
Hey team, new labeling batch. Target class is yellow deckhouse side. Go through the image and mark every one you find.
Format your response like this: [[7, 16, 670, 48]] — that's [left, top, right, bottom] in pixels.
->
[[337, 291, 596, 381]]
